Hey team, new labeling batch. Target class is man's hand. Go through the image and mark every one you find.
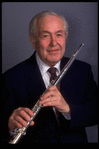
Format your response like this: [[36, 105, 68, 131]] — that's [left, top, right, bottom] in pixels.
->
[[8, 107, 34, 132], [39, 86, 70, 113]]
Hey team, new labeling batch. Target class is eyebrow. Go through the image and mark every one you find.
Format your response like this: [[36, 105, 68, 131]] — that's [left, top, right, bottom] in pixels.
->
[[41, 30, 64, 34], [56, 30, 64, 33], [41, 31, 50, 34]]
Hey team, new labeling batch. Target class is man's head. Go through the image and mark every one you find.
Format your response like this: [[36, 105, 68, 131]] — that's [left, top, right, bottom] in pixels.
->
[[29, 11, 68, 66]]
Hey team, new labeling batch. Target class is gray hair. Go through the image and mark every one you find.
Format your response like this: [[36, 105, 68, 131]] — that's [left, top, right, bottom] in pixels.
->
[[29, 11, 69, 41]]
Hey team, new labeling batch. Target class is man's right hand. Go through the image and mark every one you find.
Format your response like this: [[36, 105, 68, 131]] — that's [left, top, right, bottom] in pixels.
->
[[8, 107, 34, 132]]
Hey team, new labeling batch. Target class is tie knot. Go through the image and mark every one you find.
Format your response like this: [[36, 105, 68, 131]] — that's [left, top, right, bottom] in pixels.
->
[[48, 66, 57, 75]]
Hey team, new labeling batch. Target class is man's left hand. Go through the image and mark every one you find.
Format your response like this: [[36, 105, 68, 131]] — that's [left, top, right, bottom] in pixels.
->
[[39, 86, 70, 113]]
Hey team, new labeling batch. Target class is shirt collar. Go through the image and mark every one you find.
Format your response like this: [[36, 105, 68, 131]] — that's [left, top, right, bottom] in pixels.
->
[[36, 53, 60, 76]]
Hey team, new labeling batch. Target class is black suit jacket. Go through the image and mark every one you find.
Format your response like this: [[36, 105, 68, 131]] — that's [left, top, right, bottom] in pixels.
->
[[2, 52, 98, 144]]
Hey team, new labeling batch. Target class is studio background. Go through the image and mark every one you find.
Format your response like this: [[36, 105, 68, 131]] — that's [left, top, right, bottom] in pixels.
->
[[2, 2, 98, 143]]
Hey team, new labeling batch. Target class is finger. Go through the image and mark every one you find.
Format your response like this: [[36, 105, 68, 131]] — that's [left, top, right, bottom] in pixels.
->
[[40, 89, 57, 101], [17, 110, 30, 122], [43, 100, 58, 107], [40, 96, 57, 107], [12, 119, 23, 129], [8, 116, 22, 132], [41, 86, 57, 97], [17, 108, 34, 122], [23, 108, 34, 117], [48, 85, 57, 91], [30, 121, 35, 126], [14, 115, 28, 127]]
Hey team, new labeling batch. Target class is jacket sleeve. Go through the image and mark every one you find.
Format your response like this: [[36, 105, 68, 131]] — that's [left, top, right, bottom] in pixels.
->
[[69, 65, 98, 128], [2, 74, 15, 144]]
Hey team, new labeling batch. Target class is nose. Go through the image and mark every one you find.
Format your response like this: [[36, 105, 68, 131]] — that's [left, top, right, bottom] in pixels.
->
[[50, 35, 57, 46]]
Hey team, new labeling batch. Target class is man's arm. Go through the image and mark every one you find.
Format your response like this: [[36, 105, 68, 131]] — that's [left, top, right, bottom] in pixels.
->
[[69, 65, 98, 127], [2, 74, 34, 143]]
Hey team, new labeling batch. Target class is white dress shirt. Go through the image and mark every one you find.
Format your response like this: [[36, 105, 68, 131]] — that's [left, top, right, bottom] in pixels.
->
[[36, 53, 71, 120]]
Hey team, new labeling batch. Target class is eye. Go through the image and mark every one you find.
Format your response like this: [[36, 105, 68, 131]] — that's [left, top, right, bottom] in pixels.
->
[[57, 33, 62, 37], [43, 34, 49, 38]]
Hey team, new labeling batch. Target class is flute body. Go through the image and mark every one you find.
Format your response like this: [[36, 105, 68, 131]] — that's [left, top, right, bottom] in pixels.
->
[[9, 43, 84, 144]]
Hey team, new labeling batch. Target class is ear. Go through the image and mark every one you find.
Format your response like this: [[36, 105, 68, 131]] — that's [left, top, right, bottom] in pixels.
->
[[66, 32, 68, 39], [29, 35, 36, 49]]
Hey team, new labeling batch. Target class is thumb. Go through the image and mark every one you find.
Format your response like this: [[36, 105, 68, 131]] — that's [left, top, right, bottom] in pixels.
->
[[30, 121, 35, 126]]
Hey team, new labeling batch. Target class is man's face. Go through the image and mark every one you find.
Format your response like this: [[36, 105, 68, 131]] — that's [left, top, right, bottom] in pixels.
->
[[30, 15, 68, 66]]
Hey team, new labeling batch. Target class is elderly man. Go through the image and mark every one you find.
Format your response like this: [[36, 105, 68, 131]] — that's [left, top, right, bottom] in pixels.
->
[[2, 11, 98, 143]]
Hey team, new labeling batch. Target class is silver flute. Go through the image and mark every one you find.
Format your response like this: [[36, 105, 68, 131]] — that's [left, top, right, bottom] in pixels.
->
[[9, 43, 84, 144]]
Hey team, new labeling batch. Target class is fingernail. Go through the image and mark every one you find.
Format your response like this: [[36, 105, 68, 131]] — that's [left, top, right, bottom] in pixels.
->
[[40, 97, 43, 100]]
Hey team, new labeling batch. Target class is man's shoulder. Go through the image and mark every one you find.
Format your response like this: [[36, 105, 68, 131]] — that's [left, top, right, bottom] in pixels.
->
[[3, 52, 36, 78], [3, 59, 28, 77]]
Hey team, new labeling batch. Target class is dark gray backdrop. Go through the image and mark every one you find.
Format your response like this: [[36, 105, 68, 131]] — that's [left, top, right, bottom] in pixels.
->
[[2, 2, 98, 142]]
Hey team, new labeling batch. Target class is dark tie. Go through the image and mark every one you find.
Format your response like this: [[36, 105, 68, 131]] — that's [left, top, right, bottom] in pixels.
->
[[47, 66, 61, 126], [48, 66, 60, 90]]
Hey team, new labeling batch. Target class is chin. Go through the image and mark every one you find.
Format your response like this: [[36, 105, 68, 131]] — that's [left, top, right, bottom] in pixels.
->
[[48, 58, 61, 66], [51, 55, 62, 61], [46, 54, 63, 65]]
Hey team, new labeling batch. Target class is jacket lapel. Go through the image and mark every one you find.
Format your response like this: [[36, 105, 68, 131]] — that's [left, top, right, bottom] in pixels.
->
[[24, 52, 46, 107]]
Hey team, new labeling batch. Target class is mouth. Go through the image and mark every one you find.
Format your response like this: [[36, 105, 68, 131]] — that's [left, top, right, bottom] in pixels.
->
[[47, 49, 59, 54]]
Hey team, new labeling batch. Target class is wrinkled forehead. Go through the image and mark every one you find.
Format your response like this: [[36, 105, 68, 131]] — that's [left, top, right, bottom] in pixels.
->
[[36, 15, 65, 33]]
